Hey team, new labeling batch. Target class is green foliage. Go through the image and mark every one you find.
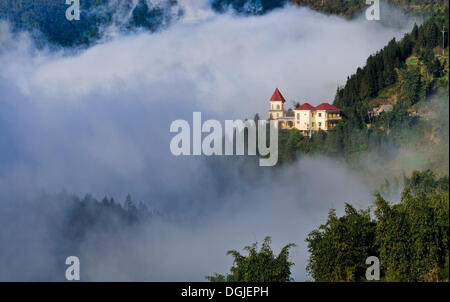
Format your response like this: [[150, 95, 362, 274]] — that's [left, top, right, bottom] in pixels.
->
[[307, 170, 449, 282], [334, 9, 448, 112], [375, 171, 449, 281], [206, 236, 296, 282], [0, 0, 179, 47], [278, 129, 304, 162], [306, 205, 377, 281], [396, 66, 425, 108], [404, 169, 449, 192]]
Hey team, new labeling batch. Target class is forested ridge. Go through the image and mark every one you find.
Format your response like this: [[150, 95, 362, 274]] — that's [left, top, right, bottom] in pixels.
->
[[0, 0, 181, 46], [2, 0, 448, 47], [292, 0, 449, 18], [276, 8, 449, 178], [48, 192, 154, 245]]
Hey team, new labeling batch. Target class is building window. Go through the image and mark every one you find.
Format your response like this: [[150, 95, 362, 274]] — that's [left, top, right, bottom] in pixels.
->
[[277, 104, 280, 110], [318, 113, 322, 117], [319, 122, 321, 127], [297, 113, 300, 119]]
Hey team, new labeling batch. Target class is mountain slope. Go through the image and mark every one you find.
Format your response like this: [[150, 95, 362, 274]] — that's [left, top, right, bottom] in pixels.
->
[[277, 8, 449, 182]]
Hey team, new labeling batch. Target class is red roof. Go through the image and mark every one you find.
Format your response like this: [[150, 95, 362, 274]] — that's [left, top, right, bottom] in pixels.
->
[[295, 103, 315, 110], [270, 88, 286, 102], [314, 103, 341, 111]]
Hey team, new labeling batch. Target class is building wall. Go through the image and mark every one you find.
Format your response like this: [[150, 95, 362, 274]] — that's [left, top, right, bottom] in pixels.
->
[[294, 109, 312, 131], [270, 110, 284, 119], [270, 101, 284, 111], [315, 110, 327, 131], [269, 101, 284, 119]]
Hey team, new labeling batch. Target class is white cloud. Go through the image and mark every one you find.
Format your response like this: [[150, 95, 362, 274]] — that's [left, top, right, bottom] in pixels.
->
[[3, 5, 416, 117]]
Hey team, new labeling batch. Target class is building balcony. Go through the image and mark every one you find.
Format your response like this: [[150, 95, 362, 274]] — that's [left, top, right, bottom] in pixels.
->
[[326, 115, 341, 120], [326, 121, 339, 129], [279, 120, 295, 129]]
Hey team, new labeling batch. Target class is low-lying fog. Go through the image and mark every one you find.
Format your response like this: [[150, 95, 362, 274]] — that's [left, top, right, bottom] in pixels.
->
[[0, 1, 418, 280]]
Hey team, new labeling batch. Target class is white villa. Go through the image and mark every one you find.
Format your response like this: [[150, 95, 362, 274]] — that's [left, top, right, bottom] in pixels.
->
[[268, 88, 342, 136]]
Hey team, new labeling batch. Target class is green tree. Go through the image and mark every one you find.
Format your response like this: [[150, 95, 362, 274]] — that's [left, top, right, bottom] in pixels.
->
[[396, 66, 423, 108], [306, 205, 377, 281], [206, 237, 296, 282], [375, 170, 449, 281]]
